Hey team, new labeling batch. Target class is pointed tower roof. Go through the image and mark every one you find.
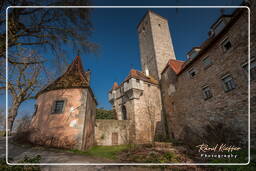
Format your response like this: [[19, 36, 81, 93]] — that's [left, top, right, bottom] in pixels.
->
[[36, 55, 90, 97], [112, 82, 119, 90]]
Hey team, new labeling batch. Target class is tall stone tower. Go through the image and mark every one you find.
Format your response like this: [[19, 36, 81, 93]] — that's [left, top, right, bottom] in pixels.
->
[[137, 10, 176, 80]]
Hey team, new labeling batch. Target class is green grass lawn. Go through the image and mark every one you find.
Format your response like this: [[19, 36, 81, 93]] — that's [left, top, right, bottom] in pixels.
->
[[67, 145, 129, 160]]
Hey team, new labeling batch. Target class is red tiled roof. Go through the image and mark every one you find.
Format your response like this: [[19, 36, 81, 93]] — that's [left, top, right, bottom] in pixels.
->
[[123, 69, 159, 85], [110, 69, 159, 92], [162, 59, 185, 75], [36, 55, 90, 97], [112, 82, 119, 90]]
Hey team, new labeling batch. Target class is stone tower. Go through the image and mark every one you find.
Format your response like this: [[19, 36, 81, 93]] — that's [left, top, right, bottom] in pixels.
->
[[137, 10, 176, 80]]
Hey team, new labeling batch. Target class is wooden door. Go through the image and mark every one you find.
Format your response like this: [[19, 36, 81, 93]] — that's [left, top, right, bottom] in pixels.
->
[[112, 132, 118, 145]]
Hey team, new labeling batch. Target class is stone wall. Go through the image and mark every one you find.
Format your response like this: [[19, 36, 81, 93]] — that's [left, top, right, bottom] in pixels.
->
[[95, 120, 130, 146], [132, 82, 166, 143], [81, 89, 97, 150], [161, 8, 253, 148], [109, 79, 166, 144]]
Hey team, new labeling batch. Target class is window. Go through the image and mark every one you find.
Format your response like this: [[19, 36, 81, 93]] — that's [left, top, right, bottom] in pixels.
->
[[242, 59, 256, 81], [221, 38, 232, 52], [136, 79, 140, 83], [52, 100, 65, 114], [122, 105, 127, 120], [202, 57, 212, 69], [188, 68, 197, 78], [213, 19, 226, 35], [222, 75, 236, 92], [202, 86, 213, 100]]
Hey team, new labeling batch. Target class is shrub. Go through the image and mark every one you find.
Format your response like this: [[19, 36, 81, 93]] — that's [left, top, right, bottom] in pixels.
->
[[0, 155, 41, 171], [96, 108, 115, 119]]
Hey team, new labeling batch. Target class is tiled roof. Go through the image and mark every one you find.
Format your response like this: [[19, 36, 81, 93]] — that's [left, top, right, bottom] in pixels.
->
[[162, 59, 185, 75], [36, 55, 90, 97], [123, 69, 159, 85], [110, 69, 159, 92]]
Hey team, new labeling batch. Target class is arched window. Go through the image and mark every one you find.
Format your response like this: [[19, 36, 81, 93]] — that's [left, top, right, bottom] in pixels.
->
[[122, 105, 127, 120]]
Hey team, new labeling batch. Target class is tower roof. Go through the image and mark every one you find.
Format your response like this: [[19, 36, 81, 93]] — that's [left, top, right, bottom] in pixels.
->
[[36, 55, 90, 97], [162, 59, 185, 75], [112, 82, 119, 90]]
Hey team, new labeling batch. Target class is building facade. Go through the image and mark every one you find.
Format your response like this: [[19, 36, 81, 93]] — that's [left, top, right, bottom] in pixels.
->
[[29, 56, 97, 150], [108, 1, 255, 148], [161, 6, 253, 147], [107, 69, 165, 144]]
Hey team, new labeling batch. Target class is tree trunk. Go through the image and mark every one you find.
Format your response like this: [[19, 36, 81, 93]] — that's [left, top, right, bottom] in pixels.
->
[[8, 100, 21, 132]]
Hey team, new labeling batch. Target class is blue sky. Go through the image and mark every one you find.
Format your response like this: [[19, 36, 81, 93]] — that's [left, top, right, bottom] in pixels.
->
[[2, 0, 244, 119]]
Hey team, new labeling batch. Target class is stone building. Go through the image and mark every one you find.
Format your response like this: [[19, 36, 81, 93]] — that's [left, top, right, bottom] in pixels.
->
[[29, 55, 97, 150], [108, 1, 255, 148], [106, 69, 165, 144], [28, 1, 255, 149], [160, 5, 254, 147]]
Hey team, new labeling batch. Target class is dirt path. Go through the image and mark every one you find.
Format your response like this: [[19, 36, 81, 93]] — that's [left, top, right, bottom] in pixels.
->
[[1, 137, 205, 171]]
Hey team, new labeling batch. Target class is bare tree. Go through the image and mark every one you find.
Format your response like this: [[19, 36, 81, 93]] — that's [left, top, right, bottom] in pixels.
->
[[0, 0, 99, 131], [0, 0, 97, 61], [2, 48, 48, 131]]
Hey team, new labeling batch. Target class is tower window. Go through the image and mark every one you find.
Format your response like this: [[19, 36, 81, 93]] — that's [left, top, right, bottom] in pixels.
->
[[202, 86, 213, 100], [122, 105, 127, 120], [52, 100, 65, 114], [221, 38, 232, 52], [222, 75, 236, 92]]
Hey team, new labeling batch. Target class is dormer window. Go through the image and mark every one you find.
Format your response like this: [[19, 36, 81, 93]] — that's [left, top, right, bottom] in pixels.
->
[[188, 68, 197, 78], [221, 38, 232, 52], [214, 19, 225, 35], [210, 16, 231, 37], [187, 47, 201, 59]]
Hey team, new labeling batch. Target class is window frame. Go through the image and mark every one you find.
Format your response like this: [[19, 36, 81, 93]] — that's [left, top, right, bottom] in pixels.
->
[[188, 68, 197, 78], [202, 56, 213, 69], [51, 100, 66, 114], [202, 86, 213, 100], [220, 37, 232, 53], [242, 57, 256, 81], [221, 74, 236, 92]]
